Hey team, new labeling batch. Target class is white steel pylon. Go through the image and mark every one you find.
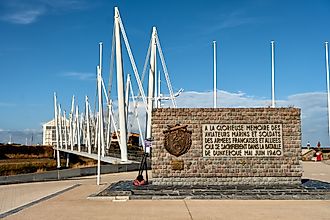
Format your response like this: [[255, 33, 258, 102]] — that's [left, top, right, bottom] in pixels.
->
[[114, 7, 128, 162], [155, 29, 177, 108], [127, 74, 145, 150], [125, 74, 131, 122], [143, 27, 180, 140], [69, 95, 75, 151], [96, 42, 105, 185], [146, 27, 157, 140], [85, 96, 92, 154], [63, 110, 68, 150], [75, 105, 80, 152], [54, 93, 61, 168]]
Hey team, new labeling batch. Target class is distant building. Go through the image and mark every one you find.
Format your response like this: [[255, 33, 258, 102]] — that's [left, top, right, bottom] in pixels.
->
[[42, 118, 69, 146]]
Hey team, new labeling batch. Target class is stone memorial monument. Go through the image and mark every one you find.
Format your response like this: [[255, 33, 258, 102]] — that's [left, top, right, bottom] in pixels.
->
[[151, 108, 302, 186]]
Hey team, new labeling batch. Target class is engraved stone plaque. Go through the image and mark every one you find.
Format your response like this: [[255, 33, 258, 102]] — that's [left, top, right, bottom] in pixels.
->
[[202, 124, 283, 157]]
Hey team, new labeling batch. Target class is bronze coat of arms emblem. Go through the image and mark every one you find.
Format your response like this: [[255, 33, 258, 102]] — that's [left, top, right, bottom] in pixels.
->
[[163, 124, 192, 157]]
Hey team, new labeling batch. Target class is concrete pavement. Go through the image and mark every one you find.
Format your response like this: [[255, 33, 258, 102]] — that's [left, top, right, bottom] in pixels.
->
[[1, 161, 330, 220], [303, 161, 330, 182], [0, 181, 77, 216]]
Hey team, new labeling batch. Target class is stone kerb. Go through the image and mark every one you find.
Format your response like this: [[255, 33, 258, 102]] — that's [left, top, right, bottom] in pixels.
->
[[151, 108, 302, 186]]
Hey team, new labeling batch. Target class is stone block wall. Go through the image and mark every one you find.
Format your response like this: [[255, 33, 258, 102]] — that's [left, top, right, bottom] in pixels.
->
[[151, 108, 302, 186]]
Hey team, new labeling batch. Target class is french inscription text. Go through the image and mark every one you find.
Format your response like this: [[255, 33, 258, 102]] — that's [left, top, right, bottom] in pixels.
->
[[202, 124, 283, 157]]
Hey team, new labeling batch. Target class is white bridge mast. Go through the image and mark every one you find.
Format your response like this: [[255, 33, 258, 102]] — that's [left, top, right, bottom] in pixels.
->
[[146, 27, 157, 140], [115, 7, 128, 162]]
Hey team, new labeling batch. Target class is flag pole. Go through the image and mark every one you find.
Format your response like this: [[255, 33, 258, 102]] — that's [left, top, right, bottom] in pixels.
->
[[213, 40, 217, 108], [271, 40, 275, 108], [325, 41, 330, 141]]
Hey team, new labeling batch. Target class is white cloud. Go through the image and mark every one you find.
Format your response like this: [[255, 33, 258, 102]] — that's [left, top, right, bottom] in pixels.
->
[[23, 128, 42, 133], [215, 16, 257, 31], [2, 8, 45, 24], [283, 92, 329, 146], [168, 90, 269, 108], [205, 9, 262, 34], [142, 90, 329, 146], [1, 0, 89, 25], [41, 0, 88, 10], [39, 121, 47, 126], [51, 89, 330, 148], [61, 71, 95, 81]]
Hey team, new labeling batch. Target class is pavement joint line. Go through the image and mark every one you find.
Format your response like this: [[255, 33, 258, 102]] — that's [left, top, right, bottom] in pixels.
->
[[183, 200, 193, 220], [87, 196, 116, 200], [112, 199, 128, 202], [0, 183, 81, 219]]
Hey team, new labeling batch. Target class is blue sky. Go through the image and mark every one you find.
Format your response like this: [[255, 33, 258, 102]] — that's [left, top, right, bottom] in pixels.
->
[[0, 0, 330, 145]]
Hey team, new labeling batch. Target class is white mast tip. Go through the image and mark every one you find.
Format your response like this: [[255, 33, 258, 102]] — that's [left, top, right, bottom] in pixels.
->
[[114, 7, 119, 17]]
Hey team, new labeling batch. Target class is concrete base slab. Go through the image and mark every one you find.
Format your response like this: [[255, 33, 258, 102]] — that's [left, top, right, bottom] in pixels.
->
[[94, 179, 330, 200]]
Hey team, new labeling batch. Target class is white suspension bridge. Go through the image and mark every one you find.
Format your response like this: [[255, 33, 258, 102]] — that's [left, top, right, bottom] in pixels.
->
[[52, 7, 183, 184]]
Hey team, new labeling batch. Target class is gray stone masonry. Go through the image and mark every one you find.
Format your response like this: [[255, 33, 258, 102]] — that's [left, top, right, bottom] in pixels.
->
[[151, 108, 302, 186]]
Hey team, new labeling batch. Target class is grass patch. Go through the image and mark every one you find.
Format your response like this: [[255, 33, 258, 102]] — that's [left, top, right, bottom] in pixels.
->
[[0, 159, 58, 176], [0, 143, 144, 176], [0, 144, 53, 159]]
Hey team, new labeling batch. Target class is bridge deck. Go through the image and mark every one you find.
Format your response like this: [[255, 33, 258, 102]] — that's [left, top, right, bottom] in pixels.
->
[[57, 148, 138, 164]]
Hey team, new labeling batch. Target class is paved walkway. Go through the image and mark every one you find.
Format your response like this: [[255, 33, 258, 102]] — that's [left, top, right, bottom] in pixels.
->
[[303, 161, 330, 182], [0, 181, 76, 216], [0, 161, 330, 220]]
